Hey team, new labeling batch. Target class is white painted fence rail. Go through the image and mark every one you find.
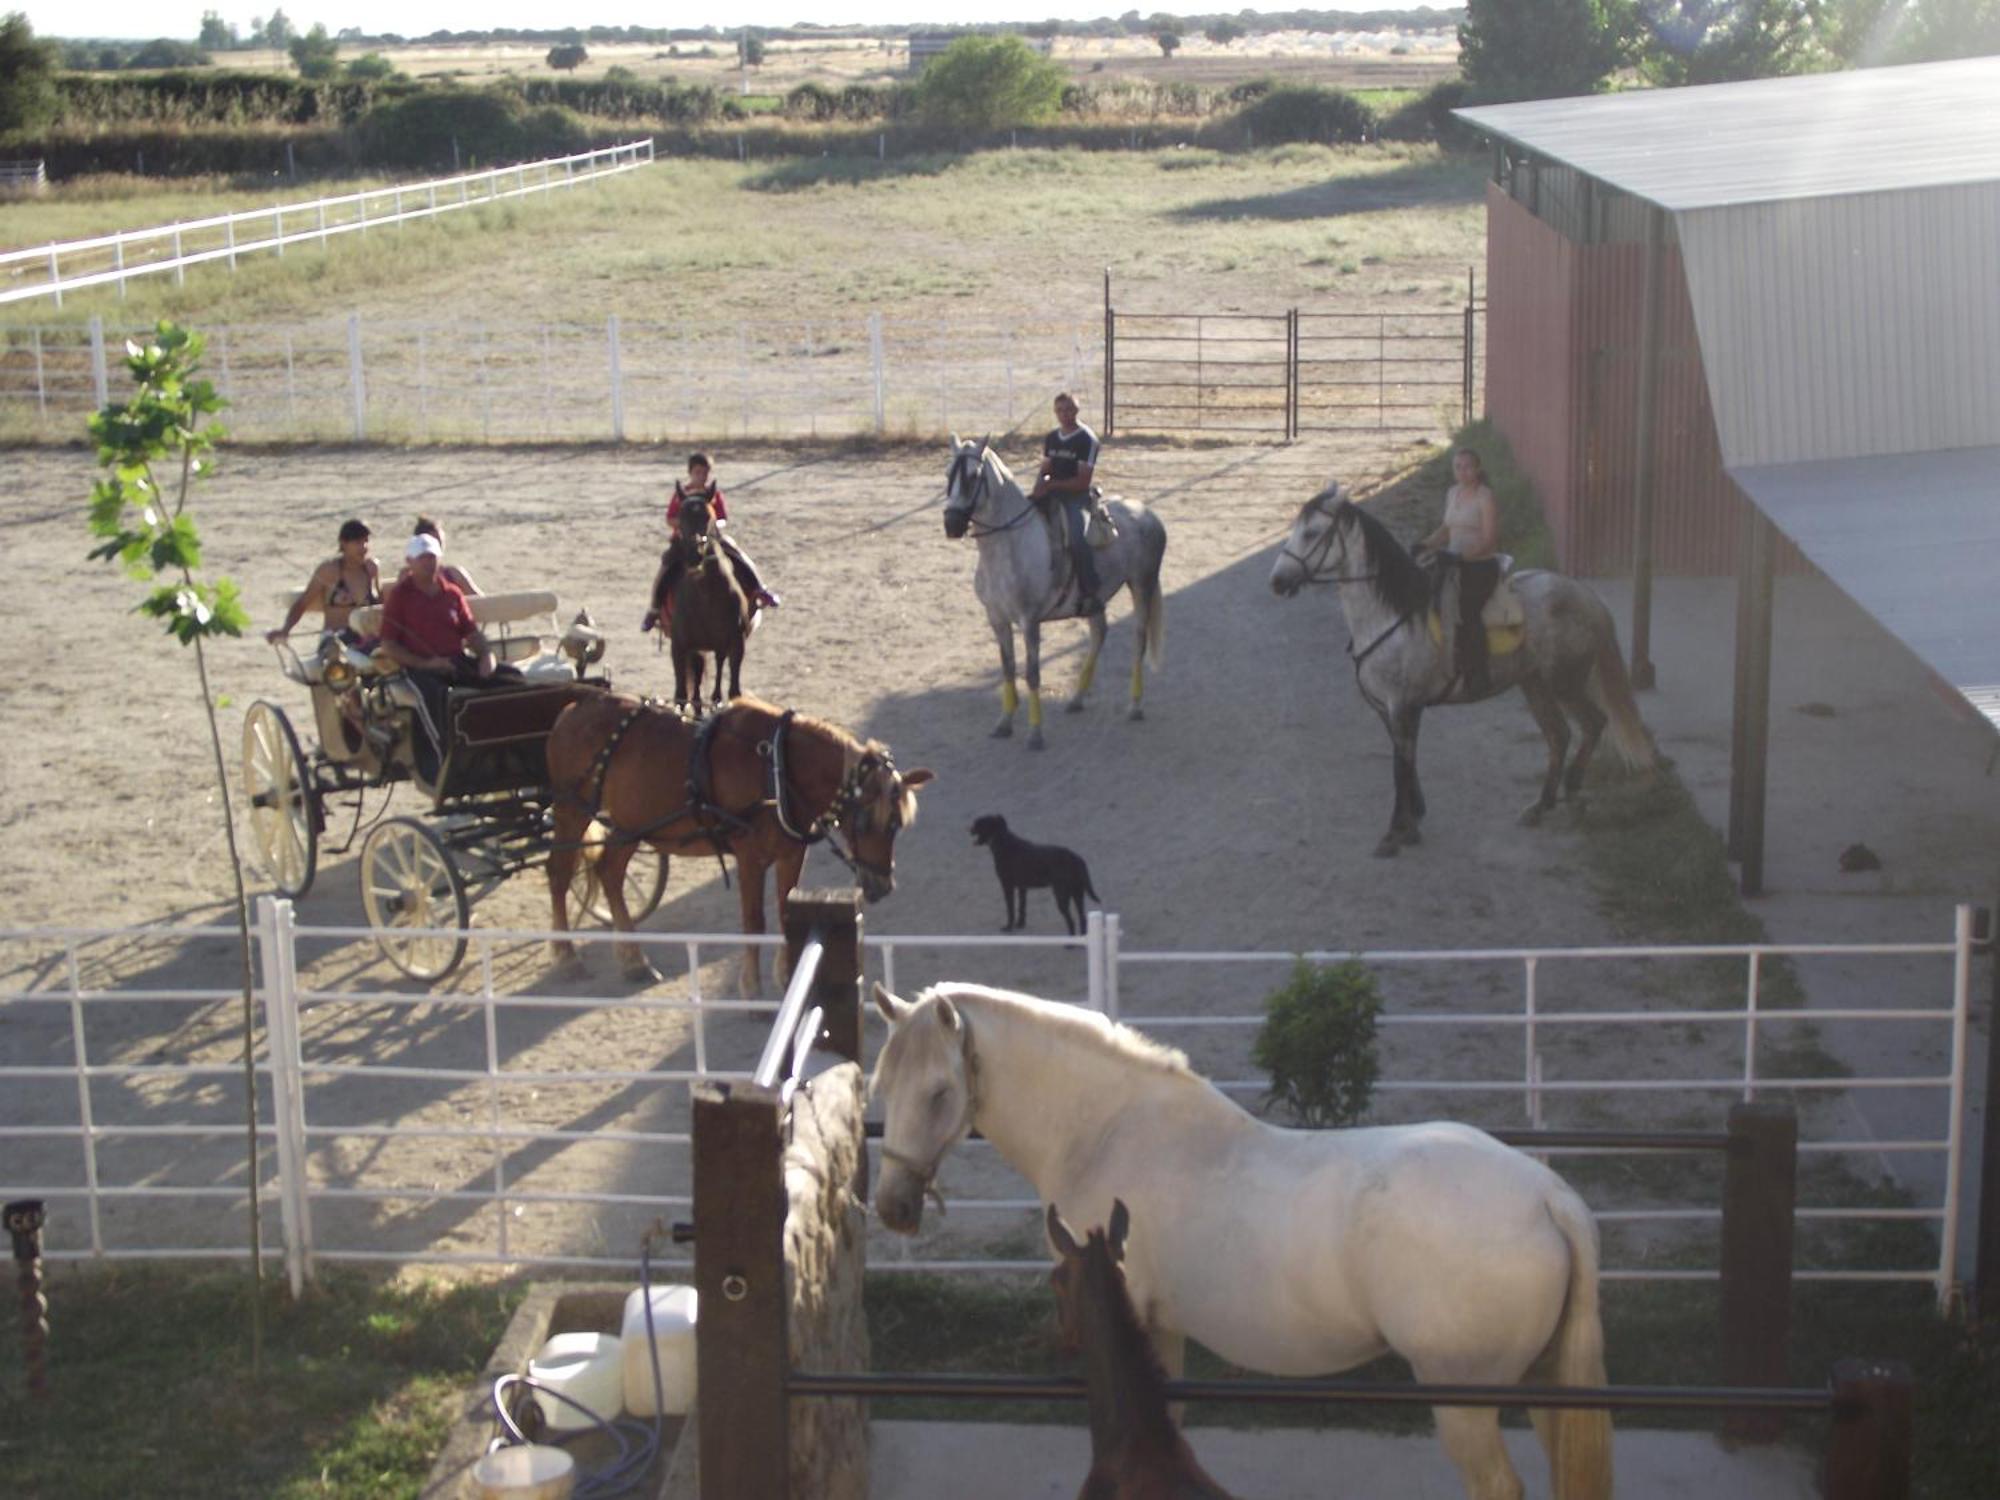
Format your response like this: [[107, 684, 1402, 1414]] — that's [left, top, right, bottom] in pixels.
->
[[0, 903, 1974, 1304], [0, 140, 655, 309], [1, 309, 1099, 442]]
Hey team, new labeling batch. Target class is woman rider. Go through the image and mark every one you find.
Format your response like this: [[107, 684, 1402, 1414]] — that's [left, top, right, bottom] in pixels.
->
[[1415, 448, 1501, 695], [641, 452, 781, 634], [266, 518, 380, 645]]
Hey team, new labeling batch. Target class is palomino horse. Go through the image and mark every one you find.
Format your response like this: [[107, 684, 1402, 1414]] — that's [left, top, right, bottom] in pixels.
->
[[942, 438, 1168, 748], [872, 983, 1613, 1500], [646, 496, 751, 712], [544, 694, 932, 993], [1047, 1200, 1237, 1500], [1270, 485, 1654, 857]]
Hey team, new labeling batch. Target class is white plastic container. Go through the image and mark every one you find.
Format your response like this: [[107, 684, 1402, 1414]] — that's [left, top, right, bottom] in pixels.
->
[[620, 1282, 698, 1417], [473, 1442, 575, 1500], [527, 1331, 624, 1433]]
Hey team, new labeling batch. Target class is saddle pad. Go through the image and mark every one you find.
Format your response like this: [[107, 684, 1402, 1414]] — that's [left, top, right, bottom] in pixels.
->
[[1426, 612, 1527, 657], [1483, 572, 1526, 630]]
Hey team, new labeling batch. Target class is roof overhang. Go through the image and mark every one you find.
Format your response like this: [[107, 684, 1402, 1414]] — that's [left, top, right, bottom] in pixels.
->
[[1729, 447, 2000, 731]]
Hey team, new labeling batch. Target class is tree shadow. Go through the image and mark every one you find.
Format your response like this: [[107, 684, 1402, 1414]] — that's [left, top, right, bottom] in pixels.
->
[[1168, 157, 1486, 223], [743, 153, 961, 193]]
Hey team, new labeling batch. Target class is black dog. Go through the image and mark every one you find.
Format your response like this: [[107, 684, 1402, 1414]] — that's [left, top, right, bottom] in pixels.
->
[[970, 814, 1100, 935]]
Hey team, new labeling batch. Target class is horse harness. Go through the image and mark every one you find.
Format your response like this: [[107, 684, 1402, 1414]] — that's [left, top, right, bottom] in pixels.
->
[[945, 447, 1039, 539], [878, 1009, 980, 1218]]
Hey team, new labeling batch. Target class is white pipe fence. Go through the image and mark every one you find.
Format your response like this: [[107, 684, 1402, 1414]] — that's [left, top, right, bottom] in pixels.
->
[[0, 903, 1975, 1304], [0, 309, 1098, 443], [0, 140, 656, 309]]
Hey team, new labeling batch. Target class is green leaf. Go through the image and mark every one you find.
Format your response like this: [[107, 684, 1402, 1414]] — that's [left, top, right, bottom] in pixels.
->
[[149, 514, 203, 573]]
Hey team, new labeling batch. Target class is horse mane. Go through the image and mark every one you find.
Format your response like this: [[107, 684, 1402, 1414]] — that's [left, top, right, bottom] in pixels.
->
[[1320, 489, 1431, 618], [921, 983, 1192, 1080]]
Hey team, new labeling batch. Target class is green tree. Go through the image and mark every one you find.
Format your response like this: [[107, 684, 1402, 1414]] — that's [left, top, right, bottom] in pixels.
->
[[264, 7, 294, 48], [197, 10, 237, 49], [1252, 959, 1383, 1130], [1459, 0, 1634, 102], [739, 28, 766, 67], [84, 322, 264, 1366], [915, 34, 1066, 131], [1205, 18, 1248, 44], [1895, 0, 2000, 57], [130, 38, 211, 68], [1155, 29, 1182, 56], [344, 51, 395, 81], [0, 11, 57, 133], [1634, 0, 1817, 83], [545, 42, 588, 71], [288, 21, 337, 80]]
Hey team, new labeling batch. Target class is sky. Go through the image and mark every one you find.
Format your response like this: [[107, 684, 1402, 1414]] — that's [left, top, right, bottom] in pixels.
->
[[22, 2, 1429, 44]]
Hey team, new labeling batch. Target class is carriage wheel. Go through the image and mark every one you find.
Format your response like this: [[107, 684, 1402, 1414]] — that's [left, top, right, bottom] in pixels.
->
[[359, 817, 469, 982], [242, 700, 318, 900], [571, 837, 668, 925]]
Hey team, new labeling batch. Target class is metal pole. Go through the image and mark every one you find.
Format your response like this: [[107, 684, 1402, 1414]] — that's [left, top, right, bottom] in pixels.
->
[[608, 314, 625, 441], [113, 234, 126, 298], [48, 247, 61, 309], [31, 326, 45, 423], [1463, 266, 1476, 425], [869, 312, 885, 434], [226, 215, 237, 270], [1630, 206, 1665, 690], [783, 889, 865, 1067], [257, 897, 306, 1297], [4, 1200, 48, 1399], [1737, 505, 1777, 896], [1086, 910, 1106, 1015], [174, 226, 185, 287], [1102, 266, 1113, 436], [1939, 904, 1972, 1308], [1720, 1101, 1796, 1441], [88, 316, 108, 410], [1975, 904, 2000, 1317]]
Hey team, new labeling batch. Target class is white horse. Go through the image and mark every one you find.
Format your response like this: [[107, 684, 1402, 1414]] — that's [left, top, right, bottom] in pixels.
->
[[871, 982, 1613, 1500], [942, 438, 1168, 748]]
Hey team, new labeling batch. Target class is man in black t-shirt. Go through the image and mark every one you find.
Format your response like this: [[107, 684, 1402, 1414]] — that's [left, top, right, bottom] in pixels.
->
[[1027, 392, 1105, 615]]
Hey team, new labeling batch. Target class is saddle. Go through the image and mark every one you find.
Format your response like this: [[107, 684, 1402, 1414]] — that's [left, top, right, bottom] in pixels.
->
[[1425, 554, 1526, 656]]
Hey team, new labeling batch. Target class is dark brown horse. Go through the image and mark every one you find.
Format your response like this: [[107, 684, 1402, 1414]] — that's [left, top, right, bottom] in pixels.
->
[[647, 496, 751, 712], [545, 693, 933, 992], [1047, 1201, 1237, 1500]]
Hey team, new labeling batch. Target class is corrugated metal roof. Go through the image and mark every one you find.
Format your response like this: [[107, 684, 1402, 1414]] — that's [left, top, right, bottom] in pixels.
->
[[1454, 57, 2000, 212], [1729, 447, 2000, 730]]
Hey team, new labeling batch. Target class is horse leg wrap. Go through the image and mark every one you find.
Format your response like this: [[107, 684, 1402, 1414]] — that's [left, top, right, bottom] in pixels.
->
[[999, 681, 1019, 716], [1129, 654, 1145, 705], [1074, 654, 1098, 697], [1028, 691, 1043, 729]]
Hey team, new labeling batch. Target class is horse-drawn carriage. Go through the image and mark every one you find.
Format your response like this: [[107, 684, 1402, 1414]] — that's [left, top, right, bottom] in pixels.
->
[[243, 590, 664, 981]]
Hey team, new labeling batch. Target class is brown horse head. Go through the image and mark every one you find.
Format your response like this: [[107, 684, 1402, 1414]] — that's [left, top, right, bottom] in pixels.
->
[[1047, 1198, 1131, 1356], [824, 738, 935, 903]]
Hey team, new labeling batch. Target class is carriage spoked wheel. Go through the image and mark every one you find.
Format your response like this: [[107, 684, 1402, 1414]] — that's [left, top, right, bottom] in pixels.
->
[[569, 832, 667, 926], [359, 817, 470, 981], [242, 700, 318, 900]]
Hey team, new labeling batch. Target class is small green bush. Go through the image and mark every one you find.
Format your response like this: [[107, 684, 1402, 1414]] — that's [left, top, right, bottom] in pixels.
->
[[1252, 959, 1382, 1129], [1380, 79, 1474, 149], [1235, 84, 1375, 146]]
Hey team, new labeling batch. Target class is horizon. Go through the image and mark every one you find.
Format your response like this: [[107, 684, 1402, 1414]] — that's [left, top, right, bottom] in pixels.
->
[[18, 2, 1458, 44]]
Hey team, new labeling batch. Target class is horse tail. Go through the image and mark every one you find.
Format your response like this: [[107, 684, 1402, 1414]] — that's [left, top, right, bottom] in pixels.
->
[[1537, 1187, 1614, 1500], [1135, 510, 1167, 670], [1082, 862, 1100, 903], [1588, 627, 1654, 771]]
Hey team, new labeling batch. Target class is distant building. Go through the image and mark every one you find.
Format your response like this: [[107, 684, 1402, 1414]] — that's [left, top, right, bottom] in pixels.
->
[[907, 32, 1051, 74]]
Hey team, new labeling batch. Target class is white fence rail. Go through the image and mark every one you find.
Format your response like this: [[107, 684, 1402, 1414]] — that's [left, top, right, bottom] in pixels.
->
[[0, 140, 656, 310], [0, 903, 1974, 1304], [0, 309, 1100, 443]]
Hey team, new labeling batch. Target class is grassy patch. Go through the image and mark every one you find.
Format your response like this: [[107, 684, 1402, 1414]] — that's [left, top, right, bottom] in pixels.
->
[[0, 1265, 519, 1500]]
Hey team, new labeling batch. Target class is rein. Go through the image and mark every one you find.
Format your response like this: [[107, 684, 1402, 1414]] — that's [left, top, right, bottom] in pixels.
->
[[946, 450, 1040, 539], [759, 709, 899, 884]]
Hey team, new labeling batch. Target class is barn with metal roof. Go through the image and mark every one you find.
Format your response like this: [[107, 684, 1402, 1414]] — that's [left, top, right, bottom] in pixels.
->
[[1454, 56, 2000, 893]]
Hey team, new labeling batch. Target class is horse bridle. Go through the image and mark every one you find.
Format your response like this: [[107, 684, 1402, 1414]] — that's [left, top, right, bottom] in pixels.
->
[[766, 711, 903, 885], [944, 445, 1037, 538], [1277, 491, 1372, 586], [877, 1011, 979, 1216]]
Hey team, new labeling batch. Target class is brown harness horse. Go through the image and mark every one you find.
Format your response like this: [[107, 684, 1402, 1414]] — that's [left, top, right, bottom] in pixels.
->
[[1048, 1201, 1238, 1500], [545, 693, 933, 992]]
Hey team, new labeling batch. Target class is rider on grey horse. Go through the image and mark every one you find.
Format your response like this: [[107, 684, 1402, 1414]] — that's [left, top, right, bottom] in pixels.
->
[[1027, 392, 1105, 616]]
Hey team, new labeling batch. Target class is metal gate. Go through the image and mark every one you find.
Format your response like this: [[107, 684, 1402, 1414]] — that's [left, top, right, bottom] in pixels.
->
[[1104, 275, 1482, 440]]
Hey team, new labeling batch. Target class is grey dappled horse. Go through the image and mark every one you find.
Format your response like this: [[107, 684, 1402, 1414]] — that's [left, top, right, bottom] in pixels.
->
[[1271, 485, 1654, 856], [943, 438, 1167, 749]]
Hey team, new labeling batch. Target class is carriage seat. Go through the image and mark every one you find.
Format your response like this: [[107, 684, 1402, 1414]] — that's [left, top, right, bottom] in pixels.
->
[[337, 590, 581, 684]]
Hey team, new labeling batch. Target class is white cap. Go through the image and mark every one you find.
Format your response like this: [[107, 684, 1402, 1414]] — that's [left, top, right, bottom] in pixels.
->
[[405, 533, 442, 561]]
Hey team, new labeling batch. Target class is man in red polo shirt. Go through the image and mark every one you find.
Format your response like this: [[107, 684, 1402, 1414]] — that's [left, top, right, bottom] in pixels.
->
[[379, 534, 505, 780]]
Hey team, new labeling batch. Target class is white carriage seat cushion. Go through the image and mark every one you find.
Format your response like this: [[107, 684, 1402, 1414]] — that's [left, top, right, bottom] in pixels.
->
[[344, 590, 559, 648], [515, 652, 579, 684]]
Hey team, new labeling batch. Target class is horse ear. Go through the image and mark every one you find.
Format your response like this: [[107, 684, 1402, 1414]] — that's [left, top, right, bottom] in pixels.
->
[[1107, 1199, 1130, 1261], [1046, 1203, 1080, 1259], [900, 768, 935, 790], [978, 432, 992, 455], [949, 431, 962, 451], [935, 996, 961, 1034], [872, 982, 910, 1025]]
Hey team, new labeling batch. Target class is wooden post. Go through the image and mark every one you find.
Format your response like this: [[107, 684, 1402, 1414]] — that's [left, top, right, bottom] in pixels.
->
[[691, 1081, 789, 1500], [1629, 206, 1665, 690], [1721, 1101, 1796, 1440], [783, 889, 864, 1068], [1823, 1359, 1913, 1500]]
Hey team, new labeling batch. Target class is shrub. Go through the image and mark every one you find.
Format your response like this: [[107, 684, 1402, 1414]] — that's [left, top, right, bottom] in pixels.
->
[[783, 81, 839, 121], [1234, 84, 1376, 146], [343, 53, 396, 83], [128, 39, 212, 69], [914, 34, 1065, 132], [1379, 79, 1473, 149], [288, 24, 338, 83], [1252, 959, 1383, 1130], [545, 43, 587, 72]]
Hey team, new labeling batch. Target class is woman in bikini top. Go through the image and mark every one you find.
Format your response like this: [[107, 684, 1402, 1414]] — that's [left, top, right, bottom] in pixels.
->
[[266, 519, 381, 643]]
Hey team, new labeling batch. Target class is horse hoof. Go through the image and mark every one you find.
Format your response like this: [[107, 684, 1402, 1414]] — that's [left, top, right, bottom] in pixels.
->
[[624, 961, 663, 985], [1064, 698, 1087, 715], [1401, 826, 1422, 847], [551, 949, 587, 978], [1027, 729, 1046, 751], [1126, 705, 1145, 722], [1373, 836, 1402, 859], [990, 721, 1013, 739], [1519, 803, 1548, 827]]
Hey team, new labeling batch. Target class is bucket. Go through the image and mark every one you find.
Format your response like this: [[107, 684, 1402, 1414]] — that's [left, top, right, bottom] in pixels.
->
[[473, 1442, 575, 1500], [527, 1331, 624, 1433], [621, 1282, 698, 1417]]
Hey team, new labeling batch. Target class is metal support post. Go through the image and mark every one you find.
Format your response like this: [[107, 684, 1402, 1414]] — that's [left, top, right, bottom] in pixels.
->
[[347, 312, 366, 441], [4, 1200, 47, 1399], [868, 312, 885, 433], [1629, 208, 1665, 689], [88, 316, 108, 410], [608, 314, 625, 442], [783, 889, 864, 1067]]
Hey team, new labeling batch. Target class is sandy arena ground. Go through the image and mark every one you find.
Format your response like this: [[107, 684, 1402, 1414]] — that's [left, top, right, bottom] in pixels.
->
[[0, 434, 1950, 1276]]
